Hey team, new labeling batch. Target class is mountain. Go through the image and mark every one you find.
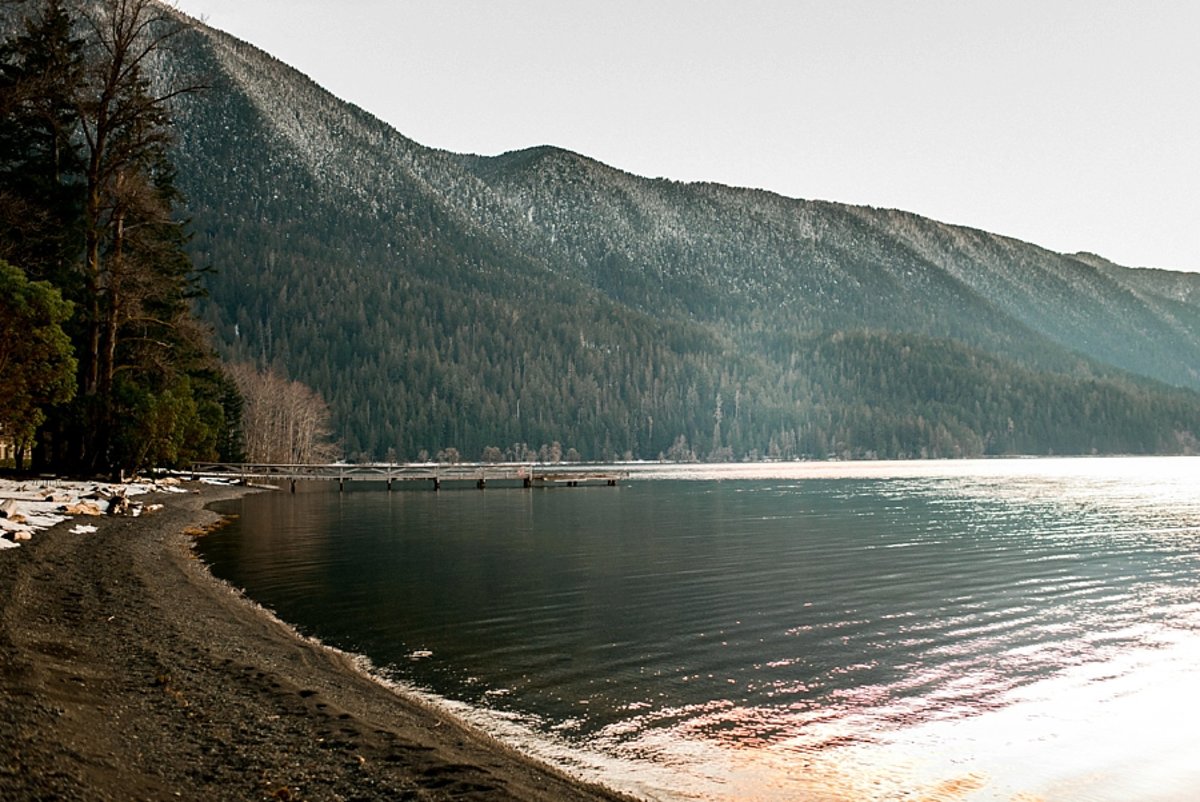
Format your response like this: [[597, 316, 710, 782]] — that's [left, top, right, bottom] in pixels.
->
[[156, 9, 1200, 461]]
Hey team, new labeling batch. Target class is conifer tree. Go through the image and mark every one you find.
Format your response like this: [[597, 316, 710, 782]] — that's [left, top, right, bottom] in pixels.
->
[[1, 0, 237, 473], [0, 259, 76, 469], [0, 0, 84, 287], [73, 0, 204, 467]]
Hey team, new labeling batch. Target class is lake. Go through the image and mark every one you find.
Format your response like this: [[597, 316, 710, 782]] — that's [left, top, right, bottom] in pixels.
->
[[199, 457, 1200, 800]]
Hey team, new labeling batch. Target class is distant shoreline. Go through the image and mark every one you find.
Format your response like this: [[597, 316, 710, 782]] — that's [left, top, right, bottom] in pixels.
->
[[0, 481, 633, 801]]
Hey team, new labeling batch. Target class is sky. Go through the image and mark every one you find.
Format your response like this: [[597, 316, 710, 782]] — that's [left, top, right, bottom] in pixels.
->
[[170, 1, 1199, 272]]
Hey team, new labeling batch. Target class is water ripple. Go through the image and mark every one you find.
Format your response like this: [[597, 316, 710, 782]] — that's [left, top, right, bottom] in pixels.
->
[[201, 457, 1200, 800]]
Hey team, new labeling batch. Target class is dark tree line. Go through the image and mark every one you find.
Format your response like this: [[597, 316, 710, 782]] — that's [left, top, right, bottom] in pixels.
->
[[10, 2, 1191, 468], [178, 100, 1200, 464], [0, 0, 246, 473], [192, 171, 1200, 463], [156, 25, 1200, 465]]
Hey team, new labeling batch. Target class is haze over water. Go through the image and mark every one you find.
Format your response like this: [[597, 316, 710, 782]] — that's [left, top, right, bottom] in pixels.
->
[[201, 457, 1200, 800]]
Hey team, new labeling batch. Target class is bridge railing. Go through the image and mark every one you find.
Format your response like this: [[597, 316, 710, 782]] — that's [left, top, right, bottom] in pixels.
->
[[183, 462, 628, 485]]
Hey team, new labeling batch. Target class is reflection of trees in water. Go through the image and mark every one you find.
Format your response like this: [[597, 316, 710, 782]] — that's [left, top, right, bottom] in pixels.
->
[[213, 488, 339, 600]]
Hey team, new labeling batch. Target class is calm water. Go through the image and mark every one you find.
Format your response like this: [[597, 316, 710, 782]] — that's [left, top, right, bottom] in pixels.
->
[[200, 458, 1200, 800]]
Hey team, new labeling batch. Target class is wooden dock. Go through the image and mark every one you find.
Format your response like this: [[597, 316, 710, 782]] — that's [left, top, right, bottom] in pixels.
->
[[186, 462, 628, 492]]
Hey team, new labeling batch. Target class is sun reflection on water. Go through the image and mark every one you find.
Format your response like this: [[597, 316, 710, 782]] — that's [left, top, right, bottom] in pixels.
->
[[577, 625, 1200, 800], [577, 458, 1200, 800], [205, 456, 1200, 801]]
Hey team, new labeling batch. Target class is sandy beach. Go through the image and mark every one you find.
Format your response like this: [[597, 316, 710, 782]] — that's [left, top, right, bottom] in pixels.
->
[[0, 481, 635, 801]]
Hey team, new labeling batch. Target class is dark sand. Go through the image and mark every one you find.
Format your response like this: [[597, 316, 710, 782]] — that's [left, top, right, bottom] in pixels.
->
[[0, 484, 637, 801]]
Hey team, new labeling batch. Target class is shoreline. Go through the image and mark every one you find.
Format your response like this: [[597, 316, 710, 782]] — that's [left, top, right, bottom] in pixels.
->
[[0, 482, 636, 801]]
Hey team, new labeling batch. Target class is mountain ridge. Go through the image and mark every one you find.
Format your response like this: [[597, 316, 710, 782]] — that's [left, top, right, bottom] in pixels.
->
[[149, 7, 1200, 460]]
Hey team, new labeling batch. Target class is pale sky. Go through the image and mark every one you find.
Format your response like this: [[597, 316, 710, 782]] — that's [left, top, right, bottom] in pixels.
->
[[171, 0, 1200, 272]]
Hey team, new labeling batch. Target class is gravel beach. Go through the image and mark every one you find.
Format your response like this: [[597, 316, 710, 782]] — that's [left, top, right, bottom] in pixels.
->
[[0, 482, 635, 801]]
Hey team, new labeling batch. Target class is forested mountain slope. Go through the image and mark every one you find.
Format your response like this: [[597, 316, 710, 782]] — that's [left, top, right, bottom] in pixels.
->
[[455, 146, 1200, 388], [158, 9, 1200, 460]]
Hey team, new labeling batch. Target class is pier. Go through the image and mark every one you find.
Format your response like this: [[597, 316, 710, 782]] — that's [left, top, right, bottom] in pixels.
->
[[186, 462, 628, 492]]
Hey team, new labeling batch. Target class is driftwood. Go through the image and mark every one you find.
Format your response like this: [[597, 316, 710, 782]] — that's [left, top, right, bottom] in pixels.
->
[[0, 499, 21, 519], [60, 502, 104, 517]]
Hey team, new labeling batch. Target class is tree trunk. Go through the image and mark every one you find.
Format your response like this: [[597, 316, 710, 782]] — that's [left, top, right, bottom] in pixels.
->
[[99, 201, 124, 402]]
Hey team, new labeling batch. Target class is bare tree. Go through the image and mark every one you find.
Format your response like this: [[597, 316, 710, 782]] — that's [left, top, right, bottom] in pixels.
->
[[227, 363, 340, 464]]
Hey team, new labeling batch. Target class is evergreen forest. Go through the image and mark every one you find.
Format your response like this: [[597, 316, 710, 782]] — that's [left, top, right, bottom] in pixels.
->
[[163, 11, 1200, 462], [5, 1, 1200, 468], [0, 0, 332, 473]]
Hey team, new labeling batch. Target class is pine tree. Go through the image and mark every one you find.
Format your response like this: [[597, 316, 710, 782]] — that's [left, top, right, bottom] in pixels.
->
[[0, 259, 76, 469], [0, 0, 84, 287]]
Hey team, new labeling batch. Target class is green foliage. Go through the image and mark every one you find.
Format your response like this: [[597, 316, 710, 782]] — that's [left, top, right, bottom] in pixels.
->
[[110, 374, 190, 469], [0, 259, 76, 459], [0, 1, 244, 474], [773, 331, 1200, 459]]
